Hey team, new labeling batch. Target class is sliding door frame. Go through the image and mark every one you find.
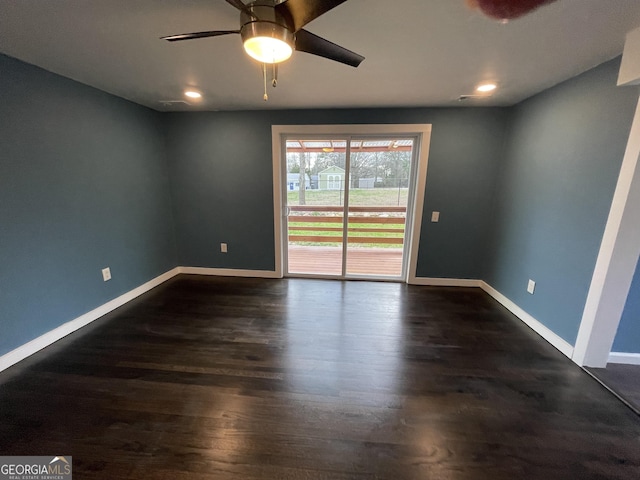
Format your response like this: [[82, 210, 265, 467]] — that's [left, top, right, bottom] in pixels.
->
[[271, 124, 432, 283]]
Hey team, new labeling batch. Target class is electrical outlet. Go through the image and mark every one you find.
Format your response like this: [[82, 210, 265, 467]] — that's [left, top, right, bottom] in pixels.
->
[[527, 279, 536, 294], [431, 211, 440, 222], [220, 243, 228, 253], [102, 267, 111, 282]]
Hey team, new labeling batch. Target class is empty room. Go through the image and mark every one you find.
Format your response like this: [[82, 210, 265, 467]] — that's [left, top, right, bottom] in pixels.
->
[[2, 1, 640, 478]]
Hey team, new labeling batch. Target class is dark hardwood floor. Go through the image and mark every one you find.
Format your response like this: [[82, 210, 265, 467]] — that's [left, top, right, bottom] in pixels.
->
[[587, 364, 640, 415], [1, 275, 639, 479]]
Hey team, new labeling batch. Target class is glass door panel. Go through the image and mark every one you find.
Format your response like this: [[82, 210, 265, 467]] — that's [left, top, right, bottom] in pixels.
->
[[285, 139, 347, 276], [345, 138, 415, 278]]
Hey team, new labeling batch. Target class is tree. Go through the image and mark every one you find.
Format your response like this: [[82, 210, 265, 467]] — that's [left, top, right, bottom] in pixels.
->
[[375, 150, 411, 188], [313, 151, 345, 174], [348, 151, 370, 189], [298, 152, 306, 205]]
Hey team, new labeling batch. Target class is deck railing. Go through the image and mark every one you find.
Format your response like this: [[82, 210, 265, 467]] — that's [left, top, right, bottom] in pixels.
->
[[287, 205, 406, 246]]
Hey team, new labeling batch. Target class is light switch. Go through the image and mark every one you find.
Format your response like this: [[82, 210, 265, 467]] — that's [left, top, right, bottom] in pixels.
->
[[431, 211, 440, 222]]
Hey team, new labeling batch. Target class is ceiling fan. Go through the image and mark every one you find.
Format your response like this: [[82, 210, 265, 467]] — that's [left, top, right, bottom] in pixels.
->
[[161, 0, 364, 68]]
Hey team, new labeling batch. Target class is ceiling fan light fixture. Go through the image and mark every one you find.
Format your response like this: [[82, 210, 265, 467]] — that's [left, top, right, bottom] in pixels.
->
[[241, 22, 294, 64], [244, 36, 293, 63]]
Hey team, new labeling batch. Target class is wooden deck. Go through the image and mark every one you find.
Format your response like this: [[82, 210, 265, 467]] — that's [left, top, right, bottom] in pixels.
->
[[287, 245, 403, 277]]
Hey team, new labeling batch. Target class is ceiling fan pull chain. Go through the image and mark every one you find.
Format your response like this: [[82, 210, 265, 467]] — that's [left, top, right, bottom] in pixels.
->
[[272, 63, 278, 88], [262, 63, 268, 101]]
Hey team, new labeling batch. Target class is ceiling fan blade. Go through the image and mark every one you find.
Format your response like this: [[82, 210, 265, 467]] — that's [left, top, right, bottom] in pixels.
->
[[161, 30, 240, 42], [276, 0, 348, 32], [295, 29, 364, 67], [225, 0, 247, 9], [225, 0, 258, 19]]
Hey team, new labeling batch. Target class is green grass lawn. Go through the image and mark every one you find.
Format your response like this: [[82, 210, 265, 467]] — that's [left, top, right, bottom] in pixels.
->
[[288, 221, 405, 248], [287, 188, 408, 206]]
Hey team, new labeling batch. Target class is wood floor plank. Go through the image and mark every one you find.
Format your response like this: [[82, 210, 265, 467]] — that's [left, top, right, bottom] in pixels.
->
[[587, 364, 640, 414], [0, 275, 638, 479]]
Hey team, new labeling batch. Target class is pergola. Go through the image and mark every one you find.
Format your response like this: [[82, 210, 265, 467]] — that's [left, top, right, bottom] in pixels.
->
[[285, 139, 414, 153]]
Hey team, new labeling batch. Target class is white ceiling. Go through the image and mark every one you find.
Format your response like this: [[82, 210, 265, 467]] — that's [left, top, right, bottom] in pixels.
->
[[1, 0, 639, 112]]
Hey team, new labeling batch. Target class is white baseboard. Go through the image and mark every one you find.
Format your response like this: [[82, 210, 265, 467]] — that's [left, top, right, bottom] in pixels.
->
[[480, 281, 575, 359], [0, 267, 181, 373], [410, 277, 482, 287], [178, 266, 281, 278], [608, 352, 640, 365]]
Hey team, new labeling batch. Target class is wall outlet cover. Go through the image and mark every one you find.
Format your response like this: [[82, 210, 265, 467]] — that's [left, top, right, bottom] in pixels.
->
[[527, 279, 536, 294], [102, 267, 111, 282]]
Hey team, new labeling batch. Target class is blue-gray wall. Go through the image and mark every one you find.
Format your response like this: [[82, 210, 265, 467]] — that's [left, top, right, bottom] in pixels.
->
[[164, 108, 510, 277], [3, 49, 639, 360], [486, 58, 640, 345], [0, 54, 177, 356], [613, 257, 640, 352]]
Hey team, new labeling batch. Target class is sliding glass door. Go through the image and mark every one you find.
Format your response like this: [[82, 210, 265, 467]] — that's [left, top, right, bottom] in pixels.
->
[[283, 135, 419, 281]]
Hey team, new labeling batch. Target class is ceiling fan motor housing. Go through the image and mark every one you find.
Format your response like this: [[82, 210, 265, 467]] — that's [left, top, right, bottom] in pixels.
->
[[240, 1, 295, 49]]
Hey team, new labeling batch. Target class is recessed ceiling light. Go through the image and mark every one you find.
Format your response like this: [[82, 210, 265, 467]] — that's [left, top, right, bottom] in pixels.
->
[[184, 90, 202, 99], [476, 83, 497, 93]]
